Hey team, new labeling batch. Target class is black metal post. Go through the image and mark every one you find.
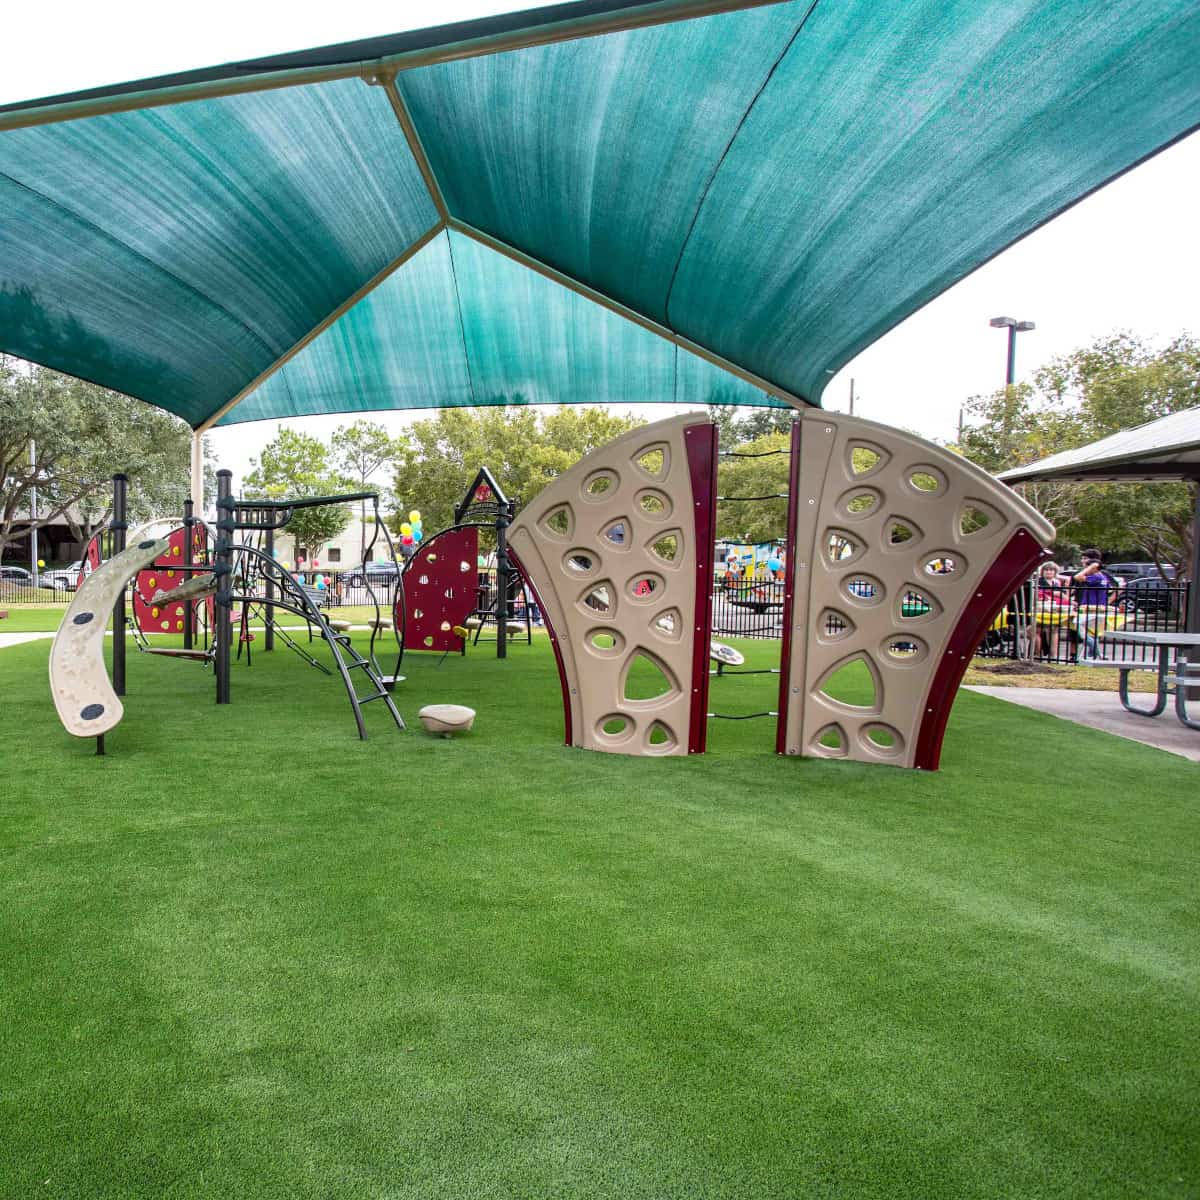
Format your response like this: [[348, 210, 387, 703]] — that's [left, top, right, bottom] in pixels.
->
[[495, 499, 512, 660], [214, 469, 234, 704], [264, 526, 276, 651], [1187, 480, 1200, 699], [182, 498, 195, 650], [111, 473, 128, 696]]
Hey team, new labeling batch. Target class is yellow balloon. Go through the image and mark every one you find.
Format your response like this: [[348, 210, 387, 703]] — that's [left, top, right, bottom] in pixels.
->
[[409, 510, 421, 522], [400, 523, 412, 536], [37, 559, 45, 567]]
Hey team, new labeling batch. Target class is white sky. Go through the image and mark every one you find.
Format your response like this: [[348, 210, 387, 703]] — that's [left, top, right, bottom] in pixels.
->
[[5, 0, 1199, 487]]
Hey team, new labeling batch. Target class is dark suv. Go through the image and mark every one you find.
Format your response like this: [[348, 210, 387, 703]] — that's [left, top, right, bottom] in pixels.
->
[[344, 562, 400, 588], [1109, 562, 1178, 615]]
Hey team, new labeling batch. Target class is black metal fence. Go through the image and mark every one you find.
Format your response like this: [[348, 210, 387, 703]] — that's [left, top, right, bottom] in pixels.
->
[[978, 579, 1191, 666], [0, 578, 73, 605], [9, 560, 1190, 670], [711, 575, 786, 639]]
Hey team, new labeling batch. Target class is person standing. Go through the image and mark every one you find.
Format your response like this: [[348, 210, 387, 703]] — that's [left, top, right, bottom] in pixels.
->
[[1071, 548, 1123, 661]]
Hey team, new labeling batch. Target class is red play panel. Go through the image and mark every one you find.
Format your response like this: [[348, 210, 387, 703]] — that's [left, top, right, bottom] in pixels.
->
[[400, 526, 479, 652], [133, 524, 211, 635]]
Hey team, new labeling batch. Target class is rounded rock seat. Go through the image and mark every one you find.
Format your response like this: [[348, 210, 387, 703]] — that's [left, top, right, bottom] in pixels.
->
[[328, 619, 353, 633], [418, 703, 476, 737]]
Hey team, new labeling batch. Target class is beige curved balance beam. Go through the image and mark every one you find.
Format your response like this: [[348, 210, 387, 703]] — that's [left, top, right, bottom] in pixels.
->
[[49, 535, 170, 739]]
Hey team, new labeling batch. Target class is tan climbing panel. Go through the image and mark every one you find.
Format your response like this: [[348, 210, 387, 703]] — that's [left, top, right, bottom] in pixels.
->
[[509, 414, 714, 757], [779, 411, 1053, 768]]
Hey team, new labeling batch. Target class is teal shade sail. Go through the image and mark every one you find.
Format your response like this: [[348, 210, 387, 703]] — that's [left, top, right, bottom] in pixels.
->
[[224, 230, 774, 423], [1, 0, 1197, 428], [0, 79, 438, 426]]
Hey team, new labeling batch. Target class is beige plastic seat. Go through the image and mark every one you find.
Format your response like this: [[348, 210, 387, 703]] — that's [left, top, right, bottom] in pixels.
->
[[328, 618, 353, 632], [418, 704, 476, 737], [710, 641, 745, 667]]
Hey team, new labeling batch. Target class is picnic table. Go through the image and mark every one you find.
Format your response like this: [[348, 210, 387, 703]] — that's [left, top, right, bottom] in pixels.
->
[[1100, 630, 1200, 731]]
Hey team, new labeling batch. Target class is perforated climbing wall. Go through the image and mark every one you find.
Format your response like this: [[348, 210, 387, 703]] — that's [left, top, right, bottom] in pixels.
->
[[509, 415, 716, 756], [401, 525, 479, 652], [776, 412, 1054, 769]]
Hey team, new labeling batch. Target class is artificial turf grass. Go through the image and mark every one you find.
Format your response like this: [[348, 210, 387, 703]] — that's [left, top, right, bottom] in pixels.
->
[[1, 633, 1197, 1198]]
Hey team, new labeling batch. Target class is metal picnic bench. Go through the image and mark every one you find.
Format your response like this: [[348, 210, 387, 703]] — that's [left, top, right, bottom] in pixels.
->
[[1100, 630, 1200, 731]]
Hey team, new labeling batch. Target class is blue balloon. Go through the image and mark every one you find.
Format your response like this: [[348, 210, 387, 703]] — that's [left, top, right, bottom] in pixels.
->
[[767, 557, 783, 571], [412, 529, 423, 542]]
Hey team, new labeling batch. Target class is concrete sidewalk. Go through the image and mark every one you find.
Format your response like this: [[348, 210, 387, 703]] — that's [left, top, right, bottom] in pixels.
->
[[966, 685, 1200, 763], [0, 631, 54, 650]]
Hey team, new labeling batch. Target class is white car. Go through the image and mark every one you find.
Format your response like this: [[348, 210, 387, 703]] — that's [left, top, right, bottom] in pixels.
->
[[40, 560, 85, 591]]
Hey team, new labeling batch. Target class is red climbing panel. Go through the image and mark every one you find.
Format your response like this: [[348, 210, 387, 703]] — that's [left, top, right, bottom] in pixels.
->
[[133, 524, 211, 635], [400, 526, 479, 652]]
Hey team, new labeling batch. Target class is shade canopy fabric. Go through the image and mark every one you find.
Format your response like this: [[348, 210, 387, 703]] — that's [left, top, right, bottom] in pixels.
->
[[999, 406, 1200, 484], [1, 0, 1198, 430]]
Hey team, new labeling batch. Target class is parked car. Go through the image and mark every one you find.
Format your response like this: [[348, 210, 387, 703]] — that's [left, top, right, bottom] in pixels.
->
[[40, 560, 85, 591], [1108, 561, 1176, 582], [1109, 562, 1179, 615], [344, 561, 401, 588], [0, 565, 59, 591]]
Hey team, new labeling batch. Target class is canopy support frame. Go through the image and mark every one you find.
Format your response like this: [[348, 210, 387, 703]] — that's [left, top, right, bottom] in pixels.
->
[[196, 221, 445, 432], [447, 217, 807, 409], [0, 1, 788, 133]]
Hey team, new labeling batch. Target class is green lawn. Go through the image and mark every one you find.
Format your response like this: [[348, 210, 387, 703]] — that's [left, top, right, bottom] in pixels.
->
[[0, 603, 69, 632], [1, 631, 1197, 1198]]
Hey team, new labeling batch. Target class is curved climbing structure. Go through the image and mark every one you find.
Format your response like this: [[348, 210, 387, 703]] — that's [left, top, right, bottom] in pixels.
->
[[776, 411, 1054, 770], [509, 415, 717, 756], [49, 536, 170, 740]]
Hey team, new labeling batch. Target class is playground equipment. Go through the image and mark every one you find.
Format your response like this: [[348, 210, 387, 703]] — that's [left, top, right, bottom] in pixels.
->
[[49, 535, 169, 753], [508, 411, 1053, 768], [48, 472, 406, 752], [400, 468, 533, 658], [48, 410, 1051, 769]]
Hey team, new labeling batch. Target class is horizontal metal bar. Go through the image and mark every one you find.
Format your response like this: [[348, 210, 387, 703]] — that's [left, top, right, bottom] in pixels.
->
[[0, 1, 788, 132]]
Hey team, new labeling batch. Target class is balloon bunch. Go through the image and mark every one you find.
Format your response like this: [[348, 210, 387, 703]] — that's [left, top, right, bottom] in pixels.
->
[[399, 509, 423, 549]]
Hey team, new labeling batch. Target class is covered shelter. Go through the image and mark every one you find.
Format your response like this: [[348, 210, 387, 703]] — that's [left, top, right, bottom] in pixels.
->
[[999, 405, 1200, 635], [1, 0, 1198, 519]]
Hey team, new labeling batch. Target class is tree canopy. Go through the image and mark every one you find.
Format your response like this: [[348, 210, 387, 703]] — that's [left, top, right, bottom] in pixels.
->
[[243, 427, 352, 556], [0, 356, 205, 560], [389, 406, 644, 536], [959, 332, 1199, 575]]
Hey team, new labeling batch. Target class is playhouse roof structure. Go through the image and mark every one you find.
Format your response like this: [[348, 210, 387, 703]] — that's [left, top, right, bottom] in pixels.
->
[[999, 406, 1200, 484], [2, 0, 1198, 431]]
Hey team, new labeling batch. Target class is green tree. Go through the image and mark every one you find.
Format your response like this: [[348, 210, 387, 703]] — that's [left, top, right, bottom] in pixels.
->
[[1, 356, 203, 561], [715, 431, 791, 543], [331, 420, 398, 561], [959, 332, 1199, 575], [708, 402, 795, 452], [390, 406, 644, 535], [243, 427, 351, 557]]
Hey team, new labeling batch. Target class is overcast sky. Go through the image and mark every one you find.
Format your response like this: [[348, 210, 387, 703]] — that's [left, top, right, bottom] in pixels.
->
[[6, 0, 1198, 486]]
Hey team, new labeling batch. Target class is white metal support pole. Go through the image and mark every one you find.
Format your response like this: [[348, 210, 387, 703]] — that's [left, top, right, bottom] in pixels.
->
[[29, 440, 39, 585], [190, 431, 204, 517]]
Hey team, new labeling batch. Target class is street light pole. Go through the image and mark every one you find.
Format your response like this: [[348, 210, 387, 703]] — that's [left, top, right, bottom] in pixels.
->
[[989, 316, 1036, 386]]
